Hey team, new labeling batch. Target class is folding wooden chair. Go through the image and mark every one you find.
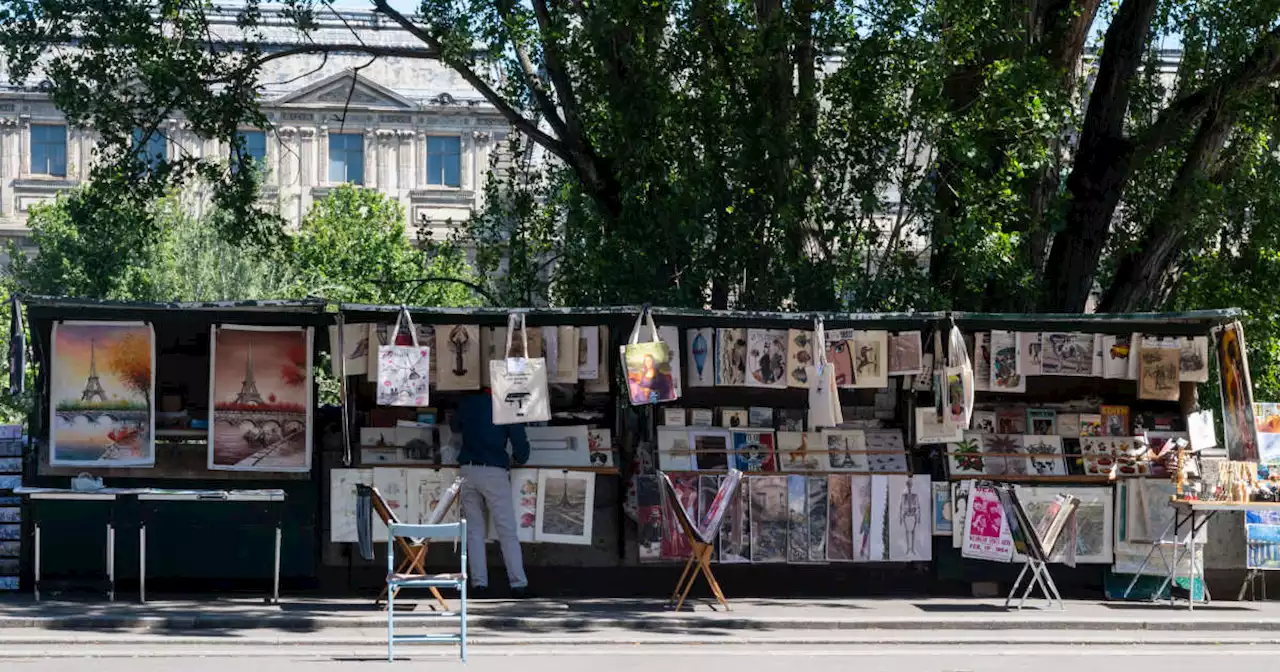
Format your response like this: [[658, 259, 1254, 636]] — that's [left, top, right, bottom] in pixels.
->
[[371, 479, 463, 611], [387, 521, 468, 662], [661, 469, 743, 612]]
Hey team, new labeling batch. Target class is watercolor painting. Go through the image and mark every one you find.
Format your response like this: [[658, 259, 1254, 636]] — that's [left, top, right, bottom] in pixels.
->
[[716, 328, 748, 386], [746, 329, 789, 389], [786, 329, 813, 388], [50, 321, 155, 467], [536, 470, 595, 545], [720, 478, 751, 563], [827, 474, 854, 560], [209, 326, 312, 472], [850, 475, 874, 562]]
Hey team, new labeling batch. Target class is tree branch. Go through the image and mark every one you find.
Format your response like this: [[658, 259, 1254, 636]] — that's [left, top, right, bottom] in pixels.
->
[[529, 0, 585, 143]]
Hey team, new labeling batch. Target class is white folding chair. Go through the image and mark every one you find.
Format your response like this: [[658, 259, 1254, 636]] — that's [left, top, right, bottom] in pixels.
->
[[386, 520, 468, 662]]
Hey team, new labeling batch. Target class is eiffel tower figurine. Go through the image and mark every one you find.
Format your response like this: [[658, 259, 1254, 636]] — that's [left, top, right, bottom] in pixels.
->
[[234, 342, 266, 405], [81, 339, 108, 403]]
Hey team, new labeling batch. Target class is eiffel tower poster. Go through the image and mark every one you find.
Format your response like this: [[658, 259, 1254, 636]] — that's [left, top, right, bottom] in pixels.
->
[[209, 325, 313, 473], [50, 321, 155, 467]]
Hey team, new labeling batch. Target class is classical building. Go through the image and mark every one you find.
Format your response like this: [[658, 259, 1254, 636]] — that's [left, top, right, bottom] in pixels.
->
[[0, 6, 510, 249]]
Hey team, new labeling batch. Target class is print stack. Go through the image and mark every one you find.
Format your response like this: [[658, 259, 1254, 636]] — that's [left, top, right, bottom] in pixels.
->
[[330, 467, 595, 546], [689, 327, 920, 390], [948, 481, 1113, 564], [657, 427, 908, 475], [639, 473, 931, 564]]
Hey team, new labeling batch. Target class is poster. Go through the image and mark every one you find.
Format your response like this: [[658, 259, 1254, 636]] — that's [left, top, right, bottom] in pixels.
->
[[716, 328, 747, 386], [686, 328, 715, 387], [578, 326, 601, 380], [888, 331, 923, 376], [208, 325, 312, 472], [435, 324, 480, 391], [535, 470, 595, 545], [989, 330, 1024, 393], [636, 475, 663, 561], [1218, 323, 1259, 461], [746, 329, 788, 389], [50, 321, 156, 467], [327, 323, 369, 378], [1138, 337, 1182, 402], [824, 328, 856, 387], [786, 329, 813, 388], [961, 483, 1014, 562], [887, 474, 931, 561]]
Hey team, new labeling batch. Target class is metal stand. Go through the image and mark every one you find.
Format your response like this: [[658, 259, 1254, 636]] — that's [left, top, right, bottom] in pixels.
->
[[1238, 568, 1268, 601], [1006, 555, 1064, 610], [1122, 505, 1211, 608]]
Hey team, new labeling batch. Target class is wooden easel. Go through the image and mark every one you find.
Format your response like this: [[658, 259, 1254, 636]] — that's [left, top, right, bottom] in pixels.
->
[[370, 488, 451, 612], [661, 470, 741, 612]]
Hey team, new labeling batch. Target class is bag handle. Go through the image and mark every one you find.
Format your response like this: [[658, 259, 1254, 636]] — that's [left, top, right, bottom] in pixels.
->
[[628, 304, 660, 345], [390, 306, 419, 348], [813, 316, 828, 368], [505, 312, 529, 359]]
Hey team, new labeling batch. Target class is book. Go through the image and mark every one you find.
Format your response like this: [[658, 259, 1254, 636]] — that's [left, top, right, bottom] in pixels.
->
[[1100, 405, 1130, 437]]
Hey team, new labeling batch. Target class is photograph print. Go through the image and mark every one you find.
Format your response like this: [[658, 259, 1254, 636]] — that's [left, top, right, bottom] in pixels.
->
[[535, 469, 596, 545], [50, 321, 156, 467], [1039, 332, 1098, 376], [209, 325, 312, 472]]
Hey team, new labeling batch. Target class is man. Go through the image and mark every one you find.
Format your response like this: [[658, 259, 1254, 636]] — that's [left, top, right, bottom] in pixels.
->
[[451, 390, 532, 598]]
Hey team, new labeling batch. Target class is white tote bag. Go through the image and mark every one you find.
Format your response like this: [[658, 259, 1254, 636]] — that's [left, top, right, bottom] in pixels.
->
[[806, 318, 844, 429], [490, 313, 551, 425], [376, 308, 430, 407]]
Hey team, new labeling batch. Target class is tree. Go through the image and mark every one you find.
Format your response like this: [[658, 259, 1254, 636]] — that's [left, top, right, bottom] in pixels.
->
[[106, 331, 153, 412]]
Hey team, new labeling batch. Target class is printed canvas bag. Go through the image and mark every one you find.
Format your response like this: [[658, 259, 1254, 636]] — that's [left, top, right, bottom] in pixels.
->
[[620, 307, 680, 405], [376, 308, 430, 407], [807, 318, 844, 429], [490, 313, 551, 424]]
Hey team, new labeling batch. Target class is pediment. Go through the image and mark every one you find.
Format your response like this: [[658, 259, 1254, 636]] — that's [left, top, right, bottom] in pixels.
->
[[276, 70, 416, 110]]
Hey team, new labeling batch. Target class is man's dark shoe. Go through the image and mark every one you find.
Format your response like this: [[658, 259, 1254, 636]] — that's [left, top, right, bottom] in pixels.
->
[[509, 585, 535, 600], [469, 586, 490, 599]]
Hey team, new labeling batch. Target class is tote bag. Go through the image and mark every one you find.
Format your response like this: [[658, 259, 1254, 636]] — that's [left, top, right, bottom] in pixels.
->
[[807, 318, 844, 429], [490, 313, 551, 424], [376, 308, 431, 407], [620, 307, 680, 405]]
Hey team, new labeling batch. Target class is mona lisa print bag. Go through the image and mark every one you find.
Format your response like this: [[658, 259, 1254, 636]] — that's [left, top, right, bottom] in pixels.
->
[[621, 307, 680, 405]]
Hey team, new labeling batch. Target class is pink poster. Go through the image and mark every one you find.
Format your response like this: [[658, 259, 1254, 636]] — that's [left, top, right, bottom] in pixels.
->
[[961, 484, 1013, 562]]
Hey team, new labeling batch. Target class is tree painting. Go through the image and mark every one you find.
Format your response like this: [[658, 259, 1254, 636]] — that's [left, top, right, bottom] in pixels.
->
[[106, 331, 152, 412]]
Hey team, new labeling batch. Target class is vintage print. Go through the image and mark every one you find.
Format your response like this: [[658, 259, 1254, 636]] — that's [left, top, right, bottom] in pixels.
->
[[888, 475, 931, 561], [1219, 323, 1259, 461], [748, 475, 788, 563], [686, 327, 715, 387], [372, 467, 409, 541], [1018, 332, 1043, 376], [434, 324, 481, 391], [732, 430, 777, 472], [827, 475, 854, 560], [582, 326, 611, 394], [536, 470, 595, 545], [551, 326, 580, 384], [409, 468, 462, 526], [720, 478, 751, 563], [1025, 435, 1068, 476], [888, 331, 923, 376], [777, 431, 823, 471], [746, 329, 789, 389], [947, 433, 985, 477], [1027, 408, 1057, 436], [657, 326, 683, 398], [1101, 405, 1131, 437], [1039, 332, 1097, 376], [972, 410, 997, 434], [721, 408, 749, 429], [506, 468, 538, 543], [209, 326, 312, 472], [989, 330, 1025, 392], [932, 481, 953, 536], [50, 321, 156, 467], [786, 475, 809, 563], [327, 323, 369, 378], [851, 330, 889, 389], [822, 429, 869, 472], [961, 483, 1013, 562], [716, 328, 748, 386], [1180, 335, 1210, 384], [748, 406, 775, 428], [985, 434, 1026, 476], [1138, 338, 1182, 402], [915, 407, 963, 445], [698, 475, 722, 536], [850, 475, 874, 561], [786, 329, 813, 388]]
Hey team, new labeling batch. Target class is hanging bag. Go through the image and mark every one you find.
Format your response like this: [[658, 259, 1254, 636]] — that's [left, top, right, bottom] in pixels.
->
[[376, 307, 431, 407], [807, 317, 844, 429], [620, 306, 680, 405], [490, 313, 551, 424]]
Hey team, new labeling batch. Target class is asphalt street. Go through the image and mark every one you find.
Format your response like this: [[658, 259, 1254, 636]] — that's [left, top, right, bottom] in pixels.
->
[[6, 645, 1280, 671]]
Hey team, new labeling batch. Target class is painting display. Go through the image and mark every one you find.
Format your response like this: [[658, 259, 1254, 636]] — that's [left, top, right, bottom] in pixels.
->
[[434, 324, 481, 391], [826, 475, 854, 561], [786, 475, 809, 563], [535, 469, 595, 545], [327, 323, 369, 377], [887, 331, 923, 376], [887, 475, 931, 561], [660, 473, 699, 558], [1218, 322, 1259, 461], [748, 475, 788, 563], [1039, 332, 1097, 376], [850, 330, 889, 389], [208, 325, 312, 472], [1138, 337, 1181, 401], [746, 329, 789, 389], [511, 468, 539, 543], [329, 468, 372, 543], [686, 328, 715, 387], [989, 330, 1024, 393], [786, 329, 813, 388], [50, 321, 156, 467], [716, 328, 748, 386]]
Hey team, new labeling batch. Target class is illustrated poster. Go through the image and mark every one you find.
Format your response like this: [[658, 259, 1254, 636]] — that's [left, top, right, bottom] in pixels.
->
[[746, 329, 788, 389], [686, 328, 716, 387], [435, 324, 481, 391]]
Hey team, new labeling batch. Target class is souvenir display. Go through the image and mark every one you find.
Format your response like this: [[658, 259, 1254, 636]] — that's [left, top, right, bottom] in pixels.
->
[[490, 314, 551, 424], [375, 315, 431, 406]]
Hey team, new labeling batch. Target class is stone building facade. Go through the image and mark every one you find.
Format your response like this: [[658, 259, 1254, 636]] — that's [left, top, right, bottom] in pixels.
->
[[0, 6, 510, 248]]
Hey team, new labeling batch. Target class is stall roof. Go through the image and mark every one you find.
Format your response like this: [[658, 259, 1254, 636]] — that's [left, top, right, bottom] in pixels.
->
[[20, 295, 328, 313]]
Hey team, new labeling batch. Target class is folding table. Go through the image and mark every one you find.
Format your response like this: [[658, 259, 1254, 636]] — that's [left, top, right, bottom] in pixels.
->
[[15, 487, 136, 602]]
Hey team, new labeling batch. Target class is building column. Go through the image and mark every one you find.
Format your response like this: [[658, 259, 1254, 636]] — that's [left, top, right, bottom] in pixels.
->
[[363, 128, 377, 188], [0, 118, 14, 218], [397, 129, 415, 194], [299, 127, 316, 187], [316, 126, 329, 186], [376, 129, 395, 190], [414, 130, 426, 189], [17, 115, 30, 179], [460, 131, 475, 191]]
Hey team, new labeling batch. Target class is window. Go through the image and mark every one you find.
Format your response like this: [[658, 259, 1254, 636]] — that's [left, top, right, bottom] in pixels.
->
[[132, 128, 167, 168], [235, 130, 267, 168], [30, 124, 67, 177], [426, 136, 461, 187], [328, 133, 364, 184]]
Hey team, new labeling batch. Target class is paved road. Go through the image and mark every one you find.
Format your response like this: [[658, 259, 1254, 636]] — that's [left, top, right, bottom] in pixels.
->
[[5, 645, 1280, 671]]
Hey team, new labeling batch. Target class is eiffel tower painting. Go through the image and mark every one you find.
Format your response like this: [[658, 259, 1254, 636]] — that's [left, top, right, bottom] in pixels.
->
[[81, 339, 108, 403], [234, 342, 266, 405]]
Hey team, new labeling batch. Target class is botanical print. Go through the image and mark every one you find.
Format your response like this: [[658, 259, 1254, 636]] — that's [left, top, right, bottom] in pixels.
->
[[973, 332, 991, 392], [587, 428, 614, 468], [434, 324, 480, 391], [1179, 335, 1210, 384], [851, 330, 889, 389], [850, 475, 874, 561], [690, 429, 731, 471], [577, 326, 601, 381], [748, 475, 788, 563], [947, 432, 985, 477], [961, 483, 1013, 562], [732, 430, 777, 472], [50, 321, 155, 467], [990, 434, 1028, 475], [887, 331, 923, 376], [720, 478, 751, 563], [636, 475, 663, 561], [622, 341, 678, 405], [376, 336, 430, 407], [777, 431, 822, 471], [822, 429, 868, 472], [511, 468, 539, 543], [868, 474, 889, 561], [1018, 332, 1042, 376], [1101, 334, 1132, 379], [329, 468, 372, 543], [686, 328, 716, 387], [535, 469, 595, 545], [1027, 408, 1057, 436], [1138, 338, 1181, 402], [1039, 332, 1097, 376], [786, 475, 809, 563], [888, 475, 931, 561], [372, 467, 409, 542], [746, 329, 789, 389], [1024, 435, 1067, 476], [989, 330, 1024, 393], [931, 481, 953, 536], [209, 326, 312, 472], [525, 425, 591, 468], [824, 328, 856, 387], [657, 427, 694, 472], [807, 477, 829, 562], [1101, 405, 1130, 437], [327, 323, 369, 377], [786, 329, 813, 388], [715, 328, 748, 386], [1218, 322, 1259, 461], [827, 475, 854, 561]]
